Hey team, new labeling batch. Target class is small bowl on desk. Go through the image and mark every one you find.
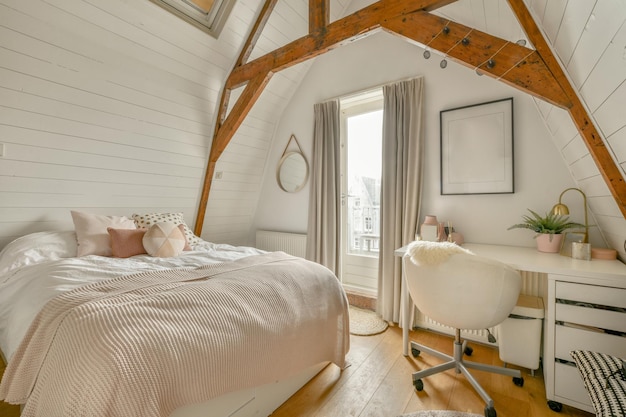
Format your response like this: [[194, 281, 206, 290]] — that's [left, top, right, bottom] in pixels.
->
[[590, 247, 617, 260]]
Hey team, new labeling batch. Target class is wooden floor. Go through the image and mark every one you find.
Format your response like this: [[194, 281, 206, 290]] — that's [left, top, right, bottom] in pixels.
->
[[271, 326, 594, 417]]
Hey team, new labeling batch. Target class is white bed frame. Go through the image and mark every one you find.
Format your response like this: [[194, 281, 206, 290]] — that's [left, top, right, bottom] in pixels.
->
[[169, 362, 328, 417], [12, 362, 328, 417]]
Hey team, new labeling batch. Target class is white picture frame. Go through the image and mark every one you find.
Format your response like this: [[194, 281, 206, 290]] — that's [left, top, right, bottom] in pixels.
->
[[440, 98, 514, 195]]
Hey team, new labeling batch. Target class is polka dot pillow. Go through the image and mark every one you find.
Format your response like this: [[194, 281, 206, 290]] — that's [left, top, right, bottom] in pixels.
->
[[132, 212, 202, 248]]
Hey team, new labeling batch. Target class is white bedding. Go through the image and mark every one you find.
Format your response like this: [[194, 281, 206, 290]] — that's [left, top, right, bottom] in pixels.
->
[[0, 231, 349, 417], [0, 231, 264, 361]]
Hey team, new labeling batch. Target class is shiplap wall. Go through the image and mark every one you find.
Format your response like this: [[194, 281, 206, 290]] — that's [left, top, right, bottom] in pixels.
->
[[0, 0, 357, 249], [525, 0, 626, 258], [0, 0, 245, 248]]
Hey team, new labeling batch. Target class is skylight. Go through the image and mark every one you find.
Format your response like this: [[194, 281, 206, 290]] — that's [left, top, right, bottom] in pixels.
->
[[150, 0, 236, 38]]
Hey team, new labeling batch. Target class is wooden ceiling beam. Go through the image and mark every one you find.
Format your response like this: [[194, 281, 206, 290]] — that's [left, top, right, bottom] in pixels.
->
[[226, 0, 459, 90], [197, 0, 624, 235], [194, 71, 273, 234], [195, 0, 456, 234], [507, 0, 626, 218], [381, 11, 570, 107], [309, 0, 329, 33]]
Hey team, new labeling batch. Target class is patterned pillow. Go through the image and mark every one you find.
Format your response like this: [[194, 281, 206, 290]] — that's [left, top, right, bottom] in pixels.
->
[[131, 212, 201, 248], [570, 350, 626, 417], [142, 223, 186, 257]]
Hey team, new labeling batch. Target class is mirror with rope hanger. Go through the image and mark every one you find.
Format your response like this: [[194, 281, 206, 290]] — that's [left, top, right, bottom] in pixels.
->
[[276, 134, 309, 193]]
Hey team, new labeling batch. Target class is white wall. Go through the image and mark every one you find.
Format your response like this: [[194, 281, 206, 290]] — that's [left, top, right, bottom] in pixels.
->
[[0, 0, 249, 248], [252, 31, 605, 249]]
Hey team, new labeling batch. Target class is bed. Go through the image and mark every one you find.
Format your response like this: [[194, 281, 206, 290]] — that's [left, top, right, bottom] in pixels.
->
[[0, 213, 350, 417]]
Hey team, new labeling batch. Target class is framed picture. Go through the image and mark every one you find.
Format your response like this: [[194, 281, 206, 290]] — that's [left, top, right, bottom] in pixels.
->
[[560, 232, 587, 257], [440, 98, 514, 195]]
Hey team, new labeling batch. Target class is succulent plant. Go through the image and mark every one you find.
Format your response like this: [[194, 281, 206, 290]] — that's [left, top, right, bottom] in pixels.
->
[[508, 209, 585, 238]]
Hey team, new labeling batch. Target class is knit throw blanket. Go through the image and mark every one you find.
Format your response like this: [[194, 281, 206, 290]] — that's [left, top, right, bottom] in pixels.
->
[[0, 252, 349, 417], [406, 240, 473, 266]]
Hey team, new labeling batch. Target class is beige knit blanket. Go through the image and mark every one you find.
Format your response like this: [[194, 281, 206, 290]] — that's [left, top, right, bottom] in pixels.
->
[[0, 252, 349, 417]]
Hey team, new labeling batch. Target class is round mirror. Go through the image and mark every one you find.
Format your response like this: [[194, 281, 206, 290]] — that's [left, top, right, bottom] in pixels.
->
[[277, 152, 309, 193]]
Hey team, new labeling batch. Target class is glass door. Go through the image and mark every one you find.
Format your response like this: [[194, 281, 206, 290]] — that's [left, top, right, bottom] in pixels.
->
[[339, 90, 383, 296]]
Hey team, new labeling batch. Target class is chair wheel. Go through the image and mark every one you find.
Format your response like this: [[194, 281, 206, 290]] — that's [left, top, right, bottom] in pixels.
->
[[411, 347, 421, 357], [413, 378, 424, 391], [513, 376, 524, 387], [484, 405, 497, 417], [464, 346, 473, 356], [547, 400, 563, 412]]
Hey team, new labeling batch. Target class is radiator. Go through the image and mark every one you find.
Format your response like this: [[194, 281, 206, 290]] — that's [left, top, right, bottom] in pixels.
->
[[255, 230, 307, 258], [415, 270, 547, 345]]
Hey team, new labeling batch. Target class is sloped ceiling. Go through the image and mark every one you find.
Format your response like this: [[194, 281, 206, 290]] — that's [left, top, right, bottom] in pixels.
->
[[202, 0, 626, 254]]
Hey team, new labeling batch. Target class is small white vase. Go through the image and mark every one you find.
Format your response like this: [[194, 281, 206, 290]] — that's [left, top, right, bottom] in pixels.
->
[[536, 233, 563, 253]]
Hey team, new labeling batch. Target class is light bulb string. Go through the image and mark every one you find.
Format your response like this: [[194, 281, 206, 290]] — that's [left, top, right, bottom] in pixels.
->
[[443, 28, 474, 55], [423, 20, 451, 50], [496, 49, 536, 80], [475, 41, 510, 72]]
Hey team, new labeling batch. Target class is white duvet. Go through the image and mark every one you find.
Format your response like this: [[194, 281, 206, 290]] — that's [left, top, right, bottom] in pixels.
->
[[0, 231, 265, 361]]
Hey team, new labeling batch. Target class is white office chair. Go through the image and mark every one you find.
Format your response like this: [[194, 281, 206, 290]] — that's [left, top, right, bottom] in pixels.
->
[[403, 241, 524, 417]]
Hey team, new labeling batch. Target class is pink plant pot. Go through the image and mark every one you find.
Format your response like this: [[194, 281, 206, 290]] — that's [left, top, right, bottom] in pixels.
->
[[535, 233, 563, 253]]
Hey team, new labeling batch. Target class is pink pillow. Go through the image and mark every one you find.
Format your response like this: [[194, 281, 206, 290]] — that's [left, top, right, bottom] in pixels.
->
[[107, 228, 147, 258]]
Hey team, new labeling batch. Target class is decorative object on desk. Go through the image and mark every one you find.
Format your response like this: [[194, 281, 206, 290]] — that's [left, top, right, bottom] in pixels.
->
[[551, 187, 589, 243], [571, 242, 592, 260], [440, 98, 513, 195], [437, 222, 447, 242], [348, 305, 388, 336], [507, 209, 585, 253], [591, 247, 617, 260], [396, 411, 483, 417], [420, 215, 439, 241], [444, 221, 464, 245], [559, 232, 586, 257]]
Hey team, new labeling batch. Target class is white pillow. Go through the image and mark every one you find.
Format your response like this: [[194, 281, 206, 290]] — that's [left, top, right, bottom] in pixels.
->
[[142, 223, 186, 257], [71, 211, 136, 257], [0, 231, 78, 278], [132, 212, 202, 248]]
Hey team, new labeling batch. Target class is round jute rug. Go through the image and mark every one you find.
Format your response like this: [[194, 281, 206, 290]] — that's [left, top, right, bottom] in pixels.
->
[[348, 305, 388, 336], [397, 411, 483, 417]]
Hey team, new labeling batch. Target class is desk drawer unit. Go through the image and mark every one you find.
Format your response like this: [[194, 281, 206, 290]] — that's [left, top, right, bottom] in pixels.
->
[[548, 280, 626, 412]]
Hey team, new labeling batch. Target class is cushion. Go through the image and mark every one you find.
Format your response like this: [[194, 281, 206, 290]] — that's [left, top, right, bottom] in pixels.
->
[[142, 223, 186, 257], [107, 228, 147, 258], [570, 350, 626, 417], [132, 212, 201, 249], [71, 211, 136, 257]]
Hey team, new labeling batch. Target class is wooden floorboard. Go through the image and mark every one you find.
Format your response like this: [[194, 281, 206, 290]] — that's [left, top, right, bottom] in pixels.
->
[[271, 326, 595, 417]]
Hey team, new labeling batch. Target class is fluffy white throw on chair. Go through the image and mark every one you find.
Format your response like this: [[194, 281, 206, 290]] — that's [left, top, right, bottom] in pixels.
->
[[407, 240, 473, 266]]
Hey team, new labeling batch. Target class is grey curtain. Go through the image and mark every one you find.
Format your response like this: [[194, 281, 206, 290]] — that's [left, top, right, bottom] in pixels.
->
[[377, 77, 425, 324], [306, 100, 341, 274]]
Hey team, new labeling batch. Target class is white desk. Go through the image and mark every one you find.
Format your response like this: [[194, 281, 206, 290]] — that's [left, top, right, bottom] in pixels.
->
[[397, 242, 626, 413]]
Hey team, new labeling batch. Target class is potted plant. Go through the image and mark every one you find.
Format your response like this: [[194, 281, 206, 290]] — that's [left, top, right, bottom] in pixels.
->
[[508, 209, 585, 253]]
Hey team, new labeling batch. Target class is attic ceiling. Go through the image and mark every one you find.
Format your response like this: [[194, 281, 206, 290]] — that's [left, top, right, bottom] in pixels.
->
[[193, 0, 626, 235]]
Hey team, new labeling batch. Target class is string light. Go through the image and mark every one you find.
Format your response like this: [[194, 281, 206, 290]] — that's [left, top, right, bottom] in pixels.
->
[[422, 21, 451, 60]]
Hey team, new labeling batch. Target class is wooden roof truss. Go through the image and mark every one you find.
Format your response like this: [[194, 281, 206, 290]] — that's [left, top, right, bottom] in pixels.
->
[[193, 0, 626, 235]]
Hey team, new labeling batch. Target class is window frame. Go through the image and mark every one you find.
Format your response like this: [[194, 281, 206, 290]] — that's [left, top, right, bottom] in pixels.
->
[[149, 0, 236, 38]]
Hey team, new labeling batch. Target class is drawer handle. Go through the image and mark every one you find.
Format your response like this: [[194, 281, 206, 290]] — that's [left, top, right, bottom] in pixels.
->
[[556, 298, 626, 314]]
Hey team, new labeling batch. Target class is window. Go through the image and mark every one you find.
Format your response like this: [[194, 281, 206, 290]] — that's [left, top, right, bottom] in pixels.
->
[[150, 0, 236, 37]]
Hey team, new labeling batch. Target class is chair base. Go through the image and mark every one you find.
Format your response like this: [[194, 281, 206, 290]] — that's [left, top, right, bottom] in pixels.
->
[[410, 330, 522, 415]]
